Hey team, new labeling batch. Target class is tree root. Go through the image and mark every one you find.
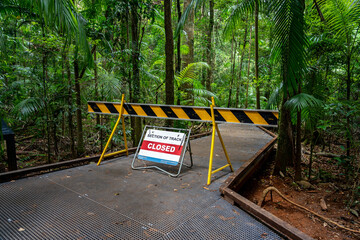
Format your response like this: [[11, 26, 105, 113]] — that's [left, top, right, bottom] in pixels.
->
[[259, 186, 360, 234]]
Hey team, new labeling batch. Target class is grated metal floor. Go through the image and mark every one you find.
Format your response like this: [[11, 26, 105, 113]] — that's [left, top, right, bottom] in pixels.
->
[[0, 124, 282, 239]]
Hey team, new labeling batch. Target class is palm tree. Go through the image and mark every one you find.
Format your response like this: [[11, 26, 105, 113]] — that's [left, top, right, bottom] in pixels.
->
[[224, 0, 309, 175]]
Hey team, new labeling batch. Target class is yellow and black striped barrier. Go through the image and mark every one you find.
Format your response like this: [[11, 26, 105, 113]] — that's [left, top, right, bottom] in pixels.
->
[[89, 96, 278, 185], [88, 101, 278, 127]]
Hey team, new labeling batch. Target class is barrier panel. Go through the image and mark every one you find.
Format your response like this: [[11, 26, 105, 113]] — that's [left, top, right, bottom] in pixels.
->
[[131, 126, 192, 177], [88, 94, 278, 185]]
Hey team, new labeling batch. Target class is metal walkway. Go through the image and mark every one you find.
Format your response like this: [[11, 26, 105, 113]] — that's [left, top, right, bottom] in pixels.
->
[[0, 124, 282, 239]]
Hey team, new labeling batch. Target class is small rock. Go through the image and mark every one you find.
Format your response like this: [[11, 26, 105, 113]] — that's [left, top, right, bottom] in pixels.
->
[[296, 180, 314, 189], [320, 198, 327, 211]]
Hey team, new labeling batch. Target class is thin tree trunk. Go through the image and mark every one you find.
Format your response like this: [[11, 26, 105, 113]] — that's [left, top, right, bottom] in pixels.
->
[[73, 55, 84, 156], [255, 1, 260, 109], [131, 2, 142, 145], [228, 35, 237, 108], [164, 0, 174, 107], [346, 55, 351, 157], [42, 23, 51, 164], [294, 82, 302, 181], [94, 45, 102, 152], [235, 17, 248, 107], [245, 26, 252, 109], [66, 55, 76, 158], [182, 0, 194, 67], [181, 0, 194, 104], [176, 0, 182, 73], [206, 0, 214, 92]]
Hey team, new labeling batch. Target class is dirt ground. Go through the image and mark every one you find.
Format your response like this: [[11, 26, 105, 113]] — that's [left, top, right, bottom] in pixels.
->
[[241, 149, 360, 240]]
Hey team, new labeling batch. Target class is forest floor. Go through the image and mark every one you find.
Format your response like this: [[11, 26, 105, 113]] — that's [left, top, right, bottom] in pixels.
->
[[241, 143, 360, 240]]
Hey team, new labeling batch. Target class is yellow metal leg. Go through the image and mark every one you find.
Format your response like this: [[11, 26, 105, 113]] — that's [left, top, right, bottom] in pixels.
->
[[207, 97, 233, 185], [97, 94, 125, 166], [215, 124, 233, 172], [122, 115, 128, 156], [207, 118, 216, 185]]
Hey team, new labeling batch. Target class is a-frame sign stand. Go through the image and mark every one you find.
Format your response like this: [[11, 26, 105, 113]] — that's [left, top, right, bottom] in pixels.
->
[[207, 97, 233, 185]]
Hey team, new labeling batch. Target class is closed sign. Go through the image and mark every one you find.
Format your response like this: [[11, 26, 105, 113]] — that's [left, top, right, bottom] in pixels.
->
[[138, 129, 185, 166]]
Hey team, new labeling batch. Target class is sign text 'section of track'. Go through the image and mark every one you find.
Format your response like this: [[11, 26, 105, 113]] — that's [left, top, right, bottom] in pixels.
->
[[88, 101, 279, 127]]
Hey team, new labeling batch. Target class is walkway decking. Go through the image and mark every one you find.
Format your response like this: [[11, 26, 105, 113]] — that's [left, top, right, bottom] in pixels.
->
[[0, 124, 281, 239]]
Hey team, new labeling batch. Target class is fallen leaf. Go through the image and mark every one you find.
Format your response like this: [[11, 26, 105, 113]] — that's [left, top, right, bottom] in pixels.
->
[[350, 209, 359, 218], [203, 187, 210, 190], [18, 228, 25, 232], [11, 180, 15, 183], [114, 193, 119, 196], [105, 233, 114, 238], [144, 231, 151, 237], [173, 189, 178, 192], [261, 232, 268, 238], [219, 216, 235, 221], [232, 209, 240, 215], [165, 210, 174, 215]]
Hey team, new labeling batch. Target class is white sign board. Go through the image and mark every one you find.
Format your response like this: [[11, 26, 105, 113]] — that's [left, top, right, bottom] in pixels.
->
[[138, 129, 185, 166]]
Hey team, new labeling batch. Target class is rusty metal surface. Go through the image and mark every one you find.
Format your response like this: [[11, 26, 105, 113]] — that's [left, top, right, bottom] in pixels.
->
[[0, 124, 281, 239]]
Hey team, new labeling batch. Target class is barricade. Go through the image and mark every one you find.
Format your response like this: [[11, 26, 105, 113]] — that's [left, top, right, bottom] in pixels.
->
[[88, 94, 278, 185]]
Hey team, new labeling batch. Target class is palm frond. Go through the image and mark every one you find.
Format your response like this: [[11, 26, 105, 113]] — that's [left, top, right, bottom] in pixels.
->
[[13, 97, 45, 120], [150, 24, 165, 35], [223, 0, 256, 39], [266, 83, 283, 109], [174, 0, 206, 38], [270, 0, 308, 96], [319, 0, 360, 43], [177, 62, 209, 84], [284, 93, 323, 112]]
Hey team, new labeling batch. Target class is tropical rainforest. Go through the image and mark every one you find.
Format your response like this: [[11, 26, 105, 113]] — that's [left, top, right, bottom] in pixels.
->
[[0, 0, 359, 222]]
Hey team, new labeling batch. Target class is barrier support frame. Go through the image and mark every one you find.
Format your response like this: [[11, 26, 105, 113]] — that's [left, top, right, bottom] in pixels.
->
[[97, 94, 128, 165], [207, 97, 233, 185]]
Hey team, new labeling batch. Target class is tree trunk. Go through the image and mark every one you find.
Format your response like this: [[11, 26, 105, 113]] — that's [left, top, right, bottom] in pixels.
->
[[274, 98, 294, 175], [181, 0, 194, 104], [245, 26, 252, 109], [164, 0, 174, 107], [93, 45, 102, 152], [346, 55, 351, 157], [294, 109, 302, 181], [176, 0, 182, 73], [206, 0, 214, 92], [227, 35, 237, 108], [42, 24, 51, 164], [235, 18, 248, 107], [73, 55, 84, 156], [131, 2, 142, 146], [255, 1, 260, 109], [66, 54, 76, 158], [182, 0, 194, 67]]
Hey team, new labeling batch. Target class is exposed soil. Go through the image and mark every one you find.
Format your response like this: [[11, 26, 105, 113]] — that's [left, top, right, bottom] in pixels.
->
[[240, 145, 360, 240]]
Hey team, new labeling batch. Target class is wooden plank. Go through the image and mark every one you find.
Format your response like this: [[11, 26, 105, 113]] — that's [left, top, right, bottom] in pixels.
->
[[222, 188, 313, 240], [220, 127, 313, 240]]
